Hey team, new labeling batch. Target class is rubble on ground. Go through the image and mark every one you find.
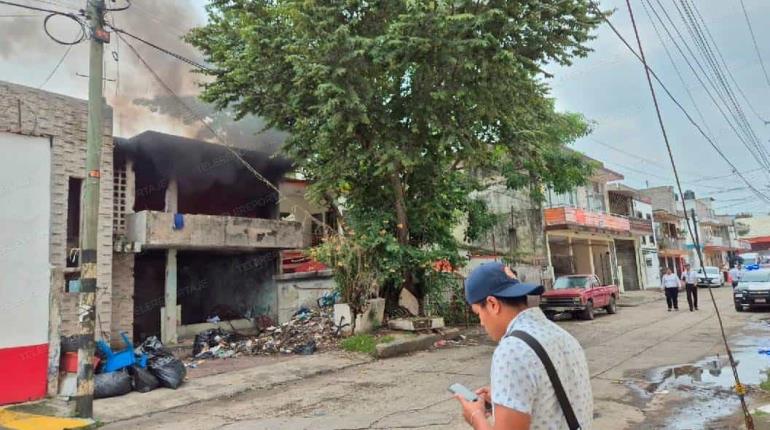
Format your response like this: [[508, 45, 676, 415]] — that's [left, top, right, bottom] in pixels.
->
[[190, 308, 340, 363]]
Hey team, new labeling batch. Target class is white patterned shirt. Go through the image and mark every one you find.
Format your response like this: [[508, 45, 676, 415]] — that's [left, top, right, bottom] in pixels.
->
[[491, 307, 593, 430]]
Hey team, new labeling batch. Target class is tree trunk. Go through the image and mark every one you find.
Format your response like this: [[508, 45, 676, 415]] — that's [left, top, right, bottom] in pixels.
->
[[389, 171, 423, 314]]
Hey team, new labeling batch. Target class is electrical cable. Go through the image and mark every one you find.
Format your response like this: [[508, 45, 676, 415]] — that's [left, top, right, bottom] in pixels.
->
[[620, 3, 770, 199], [39, 44, 72, 88], [737, 0, 770, 92], [586, 138, 764, 183], [0, 0, 86, 45], [677, 0, 766, 161], [43, 12, 85, 45], [617, 1, 755, 427], [688, 0, 770, 124], [646, 0, 768, 171], [639, 0, 717, 141], [107, 25, 211, 71]]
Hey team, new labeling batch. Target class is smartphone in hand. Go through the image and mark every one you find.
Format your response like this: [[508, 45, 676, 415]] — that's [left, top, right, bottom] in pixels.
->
[[448, 383, 479, 402]]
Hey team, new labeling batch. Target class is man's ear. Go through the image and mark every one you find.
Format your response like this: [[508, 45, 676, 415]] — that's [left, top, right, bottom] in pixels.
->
[[486, 296, 500, 313]]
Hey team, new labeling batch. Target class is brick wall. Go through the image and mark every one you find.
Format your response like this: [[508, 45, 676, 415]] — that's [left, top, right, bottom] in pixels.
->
[[0, 81, 115, 341], [111, 253, 134, 341]]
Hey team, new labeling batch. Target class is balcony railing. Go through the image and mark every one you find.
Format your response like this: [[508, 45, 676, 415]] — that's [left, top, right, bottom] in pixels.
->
[[628, 217, 653, 234], [658, 236, 686, 250], [544, 207, 630, 234]]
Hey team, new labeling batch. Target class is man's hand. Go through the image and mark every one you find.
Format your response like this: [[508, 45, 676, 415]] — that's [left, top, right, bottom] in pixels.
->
[[475, 386, 491, 404], [454, 395, 488, 429]]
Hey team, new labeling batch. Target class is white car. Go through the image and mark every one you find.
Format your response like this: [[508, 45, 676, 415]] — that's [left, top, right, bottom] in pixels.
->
[[697, 266, 723, 288]]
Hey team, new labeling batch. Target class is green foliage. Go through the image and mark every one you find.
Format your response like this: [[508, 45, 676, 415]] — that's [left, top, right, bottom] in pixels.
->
[[341, 334, 395, 356], [425, 272, 478, 325], [187, 0, 603, 309]]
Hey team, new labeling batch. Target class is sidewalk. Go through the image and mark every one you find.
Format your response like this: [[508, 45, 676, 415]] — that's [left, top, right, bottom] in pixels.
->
[[618, 290, 664, 307], [94, 351, 372, 425]]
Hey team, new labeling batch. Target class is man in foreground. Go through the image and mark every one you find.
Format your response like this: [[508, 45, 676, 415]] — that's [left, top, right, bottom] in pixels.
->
[[454, 262, 592, 430]]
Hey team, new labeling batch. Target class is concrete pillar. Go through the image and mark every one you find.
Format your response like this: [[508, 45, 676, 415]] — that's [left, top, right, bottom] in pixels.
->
[[163, 177, 178, 344], [568, 236, 574, 274], [125, 159, 135, 213], [588, 239, 595, 275], [165, 177, 178, 213], [163, 249, 178, 344]]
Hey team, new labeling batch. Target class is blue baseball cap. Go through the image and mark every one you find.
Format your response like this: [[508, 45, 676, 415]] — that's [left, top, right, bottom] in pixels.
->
[[465, 262, 544, 304]]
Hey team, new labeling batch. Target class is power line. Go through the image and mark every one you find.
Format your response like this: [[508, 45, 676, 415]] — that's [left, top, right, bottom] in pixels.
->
[[592, 3, 770, 204], [618, 1, 754, 427], [737, 0, 770, 92], [644, 0, 770, 175], [588, 137, 764, 184], [677, 0, 766, 160], [688, 0, 769, 124], [0, 0, 86, 45], [639, 0, 716, 141], [38, 44, 72, 89], [108, 26, 211, 71]]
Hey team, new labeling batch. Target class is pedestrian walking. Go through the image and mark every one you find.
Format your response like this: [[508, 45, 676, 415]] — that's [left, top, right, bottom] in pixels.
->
[[661, 267, 680, 311], [681, 264, 699, 311], [454, 262, 593, 430], [729, 264, 742, 288]]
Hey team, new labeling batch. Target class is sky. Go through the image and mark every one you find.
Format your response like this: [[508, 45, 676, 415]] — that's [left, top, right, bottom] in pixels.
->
[[2, 0, 770, 215]]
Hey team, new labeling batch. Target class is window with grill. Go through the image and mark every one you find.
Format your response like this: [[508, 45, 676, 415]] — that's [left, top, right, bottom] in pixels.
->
[[113, 167, 127, 234]]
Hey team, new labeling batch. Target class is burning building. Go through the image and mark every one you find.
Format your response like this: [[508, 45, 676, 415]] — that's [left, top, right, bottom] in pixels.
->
[[113, 131, 304, 344]]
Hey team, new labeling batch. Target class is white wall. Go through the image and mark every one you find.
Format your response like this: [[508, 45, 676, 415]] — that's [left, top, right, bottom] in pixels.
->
[[0, 133, 51, 348]]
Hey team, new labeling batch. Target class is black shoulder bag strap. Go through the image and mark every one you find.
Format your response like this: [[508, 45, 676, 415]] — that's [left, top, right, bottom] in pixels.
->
[[508, 330, 581, 430]]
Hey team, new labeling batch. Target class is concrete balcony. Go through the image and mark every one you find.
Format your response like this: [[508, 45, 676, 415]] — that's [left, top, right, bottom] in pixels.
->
[[127, 210, 304, 251], [658, 236, 687, 256], [544, 207, 630, 235], [628, 217, 653, 234], [706, 237, 725, 247]]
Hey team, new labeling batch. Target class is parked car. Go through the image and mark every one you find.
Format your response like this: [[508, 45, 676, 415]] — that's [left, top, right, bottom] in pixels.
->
[[540, 274, 620, 321], [697, 266, 723, 288], [734, 269, 770, 311]]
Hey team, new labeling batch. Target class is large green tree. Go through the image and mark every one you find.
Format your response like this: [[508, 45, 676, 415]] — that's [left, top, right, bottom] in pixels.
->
[[187, 0, 602, 313]]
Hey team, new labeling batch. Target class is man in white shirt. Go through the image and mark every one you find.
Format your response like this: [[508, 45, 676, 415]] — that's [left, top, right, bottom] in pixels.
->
[[729, 264, 742, 288], [455, 262, 593, 430], [661, 267, 681, 311], [681, 264, 699, 312]]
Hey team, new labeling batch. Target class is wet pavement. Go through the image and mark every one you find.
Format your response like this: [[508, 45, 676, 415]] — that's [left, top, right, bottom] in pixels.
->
[[625, 320, 770, 429]]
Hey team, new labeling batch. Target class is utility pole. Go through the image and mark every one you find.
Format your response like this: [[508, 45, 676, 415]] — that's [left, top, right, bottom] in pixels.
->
[[75, 0, 108, 418]]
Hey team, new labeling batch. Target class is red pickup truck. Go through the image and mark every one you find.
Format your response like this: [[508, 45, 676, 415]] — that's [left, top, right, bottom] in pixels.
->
[[539, 274, 620, 320]]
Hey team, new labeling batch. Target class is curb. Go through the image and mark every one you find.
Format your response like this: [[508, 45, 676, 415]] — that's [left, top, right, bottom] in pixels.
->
[[375, 328, 462, 359]]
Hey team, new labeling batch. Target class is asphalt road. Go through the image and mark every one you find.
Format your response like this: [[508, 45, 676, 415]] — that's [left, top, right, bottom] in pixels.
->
[[102, 287, 763, 430]]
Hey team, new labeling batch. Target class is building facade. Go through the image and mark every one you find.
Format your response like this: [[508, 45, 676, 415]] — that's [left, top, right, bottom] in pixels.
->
[[0, 82, 114, 404], [543, 161, 652, 291], [459, 180, 550, 286], [115, 131, 304, 344]]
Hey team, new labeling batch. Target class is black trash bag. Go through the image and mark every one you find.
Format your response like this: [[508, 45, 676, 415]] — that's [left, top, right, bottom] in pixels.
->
[[192, 328, 231, 356], [134, 336, 167, 357], [148, 354, 186, 389], [94, 370, 132, 399], [134, 336, 186, 389], [129, 365, 160, 393], [293, 340, 317, 355]]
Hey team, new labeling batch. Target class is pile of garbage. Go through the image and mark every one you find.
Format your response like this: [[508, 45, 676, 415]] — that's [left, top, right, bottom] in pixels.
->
[[192, 307, 340, 360], [93, 334, 186, 399]]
